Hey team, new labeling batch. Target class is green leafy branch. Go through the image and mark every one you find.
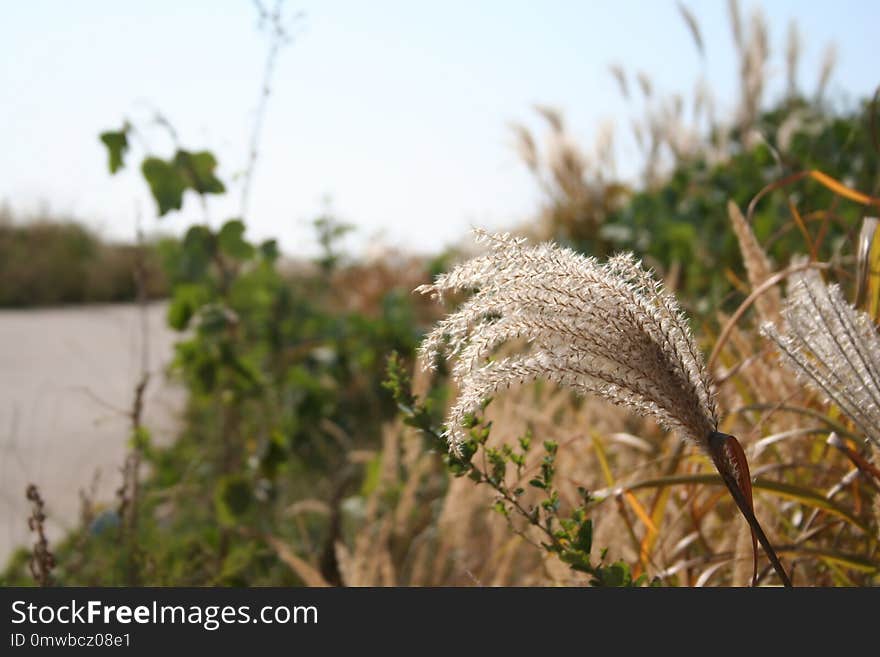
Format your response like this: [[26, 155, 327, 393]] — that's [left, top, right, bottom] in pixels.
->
[[383, 352, 652, 586], [101, 122, 226, 216]]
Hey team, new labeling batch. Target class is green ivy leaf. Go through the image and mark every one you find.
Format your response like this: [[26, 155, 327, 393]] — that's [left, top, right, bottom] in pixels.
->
[[174, 150, 225, 195], [218, 219, 255, 261], [99, 126, 129, 174], [179, 225, 216, 281], [142, 157, 187, 216]]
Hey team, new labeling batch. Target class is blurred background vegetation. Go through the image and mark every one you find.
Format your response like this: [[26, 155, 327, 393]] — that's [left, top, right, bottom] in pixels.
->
[[0, 208, 170, 306], [2, 1, 879, 586]]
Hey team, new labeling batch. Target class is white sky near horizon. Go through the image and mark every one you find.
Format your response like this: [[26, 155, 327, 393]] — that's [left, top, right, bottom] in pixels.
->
[[1, 0, 878, 258]]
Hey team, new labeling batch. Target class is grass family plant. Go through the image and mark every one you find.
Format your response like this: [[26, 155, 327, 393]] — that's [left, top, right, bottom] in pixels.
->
[[417, 230, 792, 585]]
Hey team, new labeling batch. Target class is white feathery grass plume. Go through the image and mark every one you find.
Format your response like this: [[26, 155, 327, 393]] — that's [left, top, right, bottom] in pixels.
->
[[416, 229, 718, 454], [761, 269, 880, 448], [418, 230, 793, 587]]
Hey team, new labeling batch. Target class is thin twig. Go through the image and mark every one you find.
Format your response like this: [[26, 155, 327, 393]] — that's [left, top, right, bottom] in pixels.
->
[[26, 484, 55, 586], [240, 0, 300, 219]]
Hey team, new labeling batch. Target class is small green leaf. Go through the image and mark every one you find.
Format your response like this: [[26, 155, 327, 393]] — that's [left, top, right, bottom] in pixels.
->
[[177, 224, 216, 281], [142, 157, 187, 216], [100, 126, 129, 174], [174, 150, 225, 195], [594, 562, 633, 587], [218, 219, 255, 261], [574, 519, 593, 553]]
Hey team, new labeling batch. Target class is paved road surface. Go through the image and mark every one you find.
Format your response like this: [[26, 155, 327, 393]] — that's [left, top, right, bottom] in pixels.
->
[[0, 302, 183, 566]]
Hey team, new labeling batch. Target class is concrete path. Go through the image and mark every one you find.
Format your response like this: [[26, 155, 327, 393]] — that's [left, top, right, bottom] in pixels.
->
[[0, 302, 184, 565]]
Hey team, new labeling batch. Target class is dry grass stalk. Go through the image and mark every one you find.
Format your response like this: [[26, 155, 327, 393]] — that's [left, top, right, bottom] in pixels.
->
[[677, 2, 704, 58], [510, 108, 625, 244], [511, 123, 539, 174], [728, 200, 781, 321], [609, 64, 629, 99], [264, 534, 330, 587], [636, 71, 653, 99], [728, 0, 743, 51]]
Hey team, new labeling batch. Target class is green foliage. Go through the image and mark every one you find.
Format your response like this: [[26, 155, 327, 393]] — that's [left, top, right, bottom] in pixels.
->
[[0, 125, 432, 585], [553, 99, 880, 314], [4, 6, 438, 586], [135, 149, 226, 216], [167, 283, 209, 330], [115, 141, 229, 215]]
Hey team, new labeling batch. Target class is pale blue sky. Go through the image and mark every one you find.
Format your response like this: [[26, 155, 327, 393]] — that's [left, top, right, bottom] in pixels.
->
[[1, 1, 877, 256]]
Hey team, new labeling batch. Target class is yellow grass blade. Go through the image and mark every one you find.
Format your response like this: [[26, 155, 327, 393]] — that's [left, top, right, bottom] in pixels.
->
[[594, 474, 870, 532], [639, 486, 671, 567], [590, 432, 615, 487], [787, 198, 816, 260], [623, 491, 658, 535], [808, 170, 880, 206]]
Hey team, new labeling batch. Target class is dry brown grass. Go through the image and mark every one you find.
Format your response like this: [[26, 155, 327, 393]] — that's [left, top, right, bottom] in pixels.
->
[[276, 224, 878, 586]]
